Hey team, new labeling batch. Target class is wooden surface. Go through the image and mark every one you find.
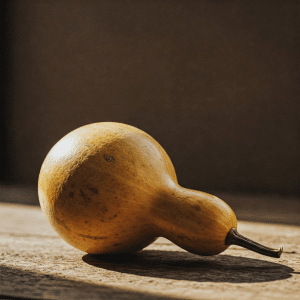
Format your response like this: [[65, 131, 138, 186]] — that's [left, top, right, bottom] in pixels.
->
[[1, 196, 300, 299]]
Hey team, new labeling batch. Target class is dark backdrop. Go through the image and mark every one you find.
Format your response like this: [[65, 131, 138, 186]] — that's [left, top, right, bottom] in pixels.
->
[[1, 0, 299, 196]]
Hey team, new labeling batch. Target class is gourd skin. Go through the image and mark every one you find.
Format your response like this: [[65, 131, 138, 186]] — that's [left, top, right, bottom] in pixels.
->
[[38, 122, 237, 256]]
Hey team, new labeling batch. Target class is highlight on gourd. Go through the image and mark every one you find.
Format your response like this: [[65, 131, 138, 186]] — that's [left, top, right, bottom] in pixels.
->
[[38, 122, 283, 258]]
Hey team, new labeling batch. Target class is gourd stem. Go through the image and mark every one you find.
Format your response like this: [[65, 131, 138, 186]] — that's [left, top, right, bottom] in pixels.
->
[[225, 228, 283, 258]]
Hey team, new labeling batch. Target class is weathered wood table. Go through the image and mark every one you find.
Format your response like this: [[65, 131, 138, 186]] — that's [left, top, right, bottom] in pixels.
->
[[0, 186, 299, 300]]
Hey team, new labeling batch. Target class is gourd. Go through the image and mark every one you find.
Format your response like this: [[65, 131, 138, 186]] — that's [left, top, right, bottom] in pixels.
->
[[38, 122, 282, 258]]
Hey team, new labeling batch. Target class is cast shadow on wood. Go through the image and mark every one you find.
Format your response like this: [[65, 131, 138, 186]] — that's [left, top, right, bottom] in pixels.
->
[[0, 265, 175, 300], [82, 249, 294, 283]]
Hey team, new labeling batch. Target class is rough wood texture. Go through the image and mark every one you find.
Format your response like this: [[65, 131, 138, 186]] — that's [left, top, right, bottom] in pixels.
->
[[1, 202, 299, 300]]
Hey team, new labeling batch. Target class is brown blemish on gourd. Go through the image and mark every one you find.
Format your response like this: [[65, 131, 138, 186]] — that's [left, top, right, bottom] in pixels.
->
[[89, 187, 98, 194], [80, 189, 87, 200], [177, 233, 191, 241], [100, 206, 108, 214], [55, 217, 71, 231], [69, 192, 74, 198], [77, 233, 108, 240], [104, 155, 115, 162], [108, 214, 117, 220], [193, 205, 201, 211]]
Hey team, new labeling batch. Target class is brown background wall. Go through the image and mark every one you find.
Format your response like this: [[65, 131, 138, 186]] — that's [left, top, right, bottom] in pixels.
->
[[2, 0, 299, 196]]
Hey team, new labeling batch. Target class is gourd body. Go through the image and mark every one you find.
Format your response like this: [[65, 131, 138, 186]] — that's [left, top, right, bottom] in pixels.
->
[[38, 122, 237, 255]]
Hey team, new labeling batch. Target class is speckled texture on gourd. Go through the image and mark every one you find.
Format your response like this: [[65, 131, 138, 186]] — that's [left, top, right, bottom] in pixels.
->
[[38, 122, 237, 256]]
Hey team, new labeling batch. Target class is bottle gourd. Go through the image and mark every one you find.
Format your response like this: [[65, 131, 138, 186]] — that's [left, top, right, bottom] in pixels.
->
[[38, 122, 283, 258]]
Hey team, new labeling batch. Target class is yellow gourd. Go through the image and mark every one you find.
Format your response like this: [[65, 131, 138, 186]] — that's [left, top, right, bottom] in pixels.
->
[[38, 122, 282, 258]]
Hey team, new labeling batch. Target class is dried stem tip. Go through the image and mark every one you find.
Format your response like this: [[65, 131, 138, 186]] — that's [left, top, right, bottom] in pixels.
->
[[225, 228, 283, 258]]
